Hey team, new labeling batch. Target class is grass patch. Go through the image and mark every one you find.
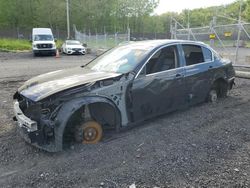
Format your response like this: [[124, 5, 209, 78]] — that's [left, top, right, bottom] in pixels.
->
[[56, 39, 64, 49], [0, 38, 64, 52], [0, 38, 31, 51]]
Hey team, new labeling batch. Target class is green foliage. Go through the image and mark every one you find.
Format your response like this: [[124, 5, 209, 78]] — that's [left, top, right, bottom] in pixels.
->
[[0, 38, 31, 51], [56, 39, 64, 49], [245, 0, 250, 21], [0, 0, 158, 35], [0, 38, 63, 51], [0, 0, 249, 37]]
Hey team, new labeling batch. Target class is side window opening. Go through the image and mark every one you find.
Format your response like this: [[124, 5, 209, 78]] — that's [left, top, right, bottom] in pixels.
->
[[146, 45, 178, 74], [202, 47, 213, 62], [182, 45, 204, 66]]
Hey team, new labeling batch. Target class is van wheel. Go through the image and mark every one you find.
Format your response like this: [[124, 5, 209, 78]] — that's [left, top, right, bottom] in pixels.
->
[[74, 121, 103, 144], [208, 89, 218, 103]]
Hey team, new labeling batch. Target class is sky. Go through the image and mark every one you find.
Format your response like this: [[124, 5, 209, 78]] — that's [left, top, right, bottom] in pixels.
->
[[154, 0, 237, 14]]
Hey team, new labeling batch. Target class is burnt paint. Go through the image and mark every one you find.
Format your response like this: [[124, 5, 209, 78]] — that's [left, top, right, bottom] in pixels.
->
[[131, 67, 186, 122], [18, 67, 121, 102], [53, 96, 121, 152]]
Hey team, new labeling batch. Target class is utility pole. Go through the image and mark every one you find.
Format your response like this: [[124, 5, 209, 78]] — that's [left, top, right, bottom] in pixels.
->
[[66, 0, 70, 39], [170, 16, 173, 39], [187, 9, 190, 40], [127, 16, 130, 42], [235, 0, 243, 64]]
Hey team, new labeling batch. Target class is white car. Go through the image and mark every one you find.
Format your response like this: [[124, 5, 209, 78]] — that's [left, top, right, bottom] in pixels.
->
[[62, 40, 86, 55]]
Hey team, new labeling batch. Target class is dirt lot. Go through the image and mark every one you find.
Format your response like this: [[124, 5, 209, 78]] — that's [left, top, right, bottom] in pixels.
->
[[1, 52, 250, 188]]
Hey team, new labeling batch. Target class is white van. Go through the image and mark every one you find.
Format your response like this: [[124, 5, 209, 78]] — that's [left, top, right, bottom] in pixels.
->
[[32, 28, 57, 56]]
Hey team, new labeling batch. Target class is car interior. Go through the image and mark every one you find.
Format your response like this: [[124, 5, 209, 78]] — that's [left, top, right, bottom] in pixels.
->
[[146, 46, 178, 74], [182, 45, 204, 66]]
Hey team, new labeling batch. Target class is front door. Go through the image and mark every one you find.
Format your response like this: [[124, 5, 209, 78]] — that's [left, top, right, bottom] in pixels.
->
[[130, 45, 186, 122]]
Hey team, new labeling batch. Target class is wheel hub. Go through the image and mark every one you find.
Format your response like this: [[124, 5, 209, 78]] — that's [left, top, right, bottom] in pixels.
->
[[75, 121, 103, 144], [84, 127, 97, 141], [210, 90, 218, 103]]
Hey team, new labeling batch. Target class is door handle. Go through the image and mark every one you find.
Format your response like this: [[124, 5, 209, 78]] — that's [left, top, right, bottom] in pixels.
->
[[209, 65, 213, 69], [176, 73, 182, 78]]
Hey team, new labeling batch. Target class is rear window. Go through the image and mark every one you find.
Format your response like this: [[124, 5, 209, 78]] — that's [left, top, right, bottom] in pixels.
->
[[202, 47, 213, 62], [66, 41, 81, 45], [182, 45, 204, 66]]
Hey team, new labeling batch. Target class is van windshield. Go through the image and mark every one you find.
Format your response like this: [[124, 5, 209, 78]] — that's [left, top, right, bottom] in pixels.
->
[[34, 35, 53, 41]]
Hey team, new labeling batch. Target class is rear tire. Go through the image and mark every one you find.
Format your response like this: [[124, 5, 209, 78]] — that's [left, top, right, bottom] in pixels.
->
[[208, 80, 228, 103], [208, 89, 218, 103], [218, 82, 228, 98]]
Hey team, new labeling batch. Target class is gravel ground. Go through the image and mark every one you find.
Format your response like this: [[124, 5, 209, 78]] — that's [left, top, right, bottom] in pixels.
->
[[0, 52, 250, 188]]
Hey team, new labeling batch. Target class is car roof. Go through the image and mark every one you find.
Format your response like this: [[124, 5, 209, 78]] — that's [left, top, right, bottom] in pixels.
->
[[66, 40, 80, 42], [121, 39, 206, 49], [32, 28, 52, 35]]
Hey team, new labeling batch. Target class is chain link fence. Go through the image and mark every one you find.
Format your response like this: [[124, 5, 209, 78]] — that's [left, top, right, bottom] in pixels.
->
[[0, 27, 68, 40], [74, 25, 130, 54], [171, 19, 250, 65]]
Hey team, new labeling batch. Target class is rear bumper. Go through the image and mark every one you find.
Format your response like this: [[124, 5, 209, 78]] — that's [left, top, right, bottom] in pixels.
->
[[228, 77, 235, 89]]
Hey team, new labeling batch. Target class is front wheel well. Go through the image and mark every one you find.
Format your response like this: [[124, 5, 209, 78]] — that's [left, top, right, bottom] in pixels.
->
[[62, 102, 121, 147]]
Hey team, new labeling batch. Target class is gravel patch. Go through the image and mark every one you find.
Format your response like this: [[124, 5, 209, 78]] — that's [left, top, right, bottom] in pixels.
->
[[0, 52, 250, 187]]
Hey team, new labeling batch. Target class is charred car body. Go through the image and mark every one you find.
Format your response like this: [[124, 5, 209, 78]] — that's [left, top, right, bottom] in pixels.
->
[[13, 40, 235, 152]]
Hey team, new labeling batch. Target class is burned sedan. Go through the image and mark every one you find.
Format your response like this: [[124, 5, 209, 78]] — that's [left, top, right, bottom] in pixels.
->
[[13, 40, 235, 152]]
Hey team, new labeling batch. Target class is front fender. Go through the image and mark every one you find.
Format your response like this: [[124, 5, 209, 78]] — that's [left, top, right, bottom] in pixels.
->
[[53, 96, 120, 151]]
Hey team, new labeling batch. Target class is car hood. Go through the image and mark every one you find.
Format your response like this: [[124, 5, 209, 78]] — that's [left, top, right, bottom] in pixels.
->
[[18, 67, 121, 102], [66, 44, 84, 49]]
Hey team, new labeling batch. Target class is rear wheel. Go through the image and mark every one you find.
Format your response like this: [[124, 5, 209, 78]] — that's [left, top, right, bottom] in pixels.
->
[[208, 80, 228, 103], [218, 82, 228, 98], [208, 89, 218, 103], [74, 121, 103, 144]]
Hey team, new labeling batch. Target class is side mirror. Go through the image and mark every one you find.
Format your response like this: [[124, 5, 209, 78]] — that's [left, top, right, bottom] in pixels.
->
[[54, 38, 57, 42]]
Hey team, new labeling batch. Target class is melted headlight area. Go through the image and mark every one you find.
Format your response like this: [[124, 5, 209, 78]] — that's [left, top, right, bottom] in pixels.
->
[[13, 92, 57, 145]]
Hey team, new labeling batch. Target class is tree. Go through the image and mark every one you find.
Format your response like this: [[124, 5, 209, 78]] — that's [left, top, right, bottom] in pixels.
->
[[244, 0, 250, 21], [0, 0, 248, 39]]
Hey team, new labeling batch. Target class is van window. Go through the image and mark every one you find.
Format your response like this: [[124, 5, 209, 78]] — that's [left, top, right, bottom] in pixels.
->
[[182, 45, 204, 66], [146, 45, 179, 74], [34, 35, 53, 41]]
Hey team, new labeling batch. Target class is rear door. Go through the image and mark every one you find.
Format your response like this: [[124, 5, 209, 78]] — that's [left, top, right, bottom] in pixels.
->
[[130, 44, 186, 122], [181, 44, 214, 105]]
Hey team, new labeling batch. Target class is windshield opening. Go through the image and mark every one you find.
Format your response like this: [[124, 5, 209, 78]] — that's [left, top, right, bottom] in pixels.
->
[[66, 41, 81, 45], [34, 35, 53, 41], [85, 45, 150, 74]]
